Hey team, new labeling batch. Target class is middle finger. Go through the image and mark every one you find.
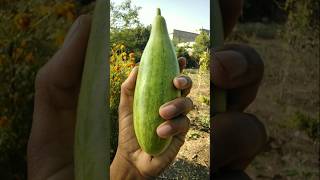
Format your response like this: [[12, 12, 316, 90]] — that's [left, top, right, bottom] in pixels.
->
[[159, 97, 193, 120]]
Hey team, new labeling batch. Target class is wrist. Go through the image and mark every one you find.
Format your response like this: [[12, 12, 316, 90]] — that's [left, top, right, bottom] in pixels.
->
[[110, 151, 145, 180]]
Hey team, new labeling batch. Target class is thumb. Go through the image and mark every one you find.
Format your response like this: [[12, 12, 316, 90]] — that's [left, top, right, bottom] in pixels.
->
[[118, 66, 139, 119]]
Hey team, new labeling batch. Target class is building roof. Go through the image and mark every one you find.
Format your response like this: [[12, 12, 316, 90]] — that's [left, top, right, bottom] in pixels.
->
[[171, 29, 209, 43]]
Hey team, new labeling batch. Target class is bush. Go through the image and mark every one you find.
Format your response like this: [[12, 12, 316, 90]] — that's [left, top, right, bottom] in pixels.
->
[[292, 112, 319, 140], [192, 30, 209, 60], [0, 0, 80, 178], [110, 43, 135, 161], [199, 51, 209, 73], [110, 25, 151, 62]]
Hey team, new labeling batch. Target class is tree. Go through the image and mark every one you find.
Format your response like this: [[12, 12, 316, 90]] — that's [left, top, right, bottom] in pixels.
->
[[110, 0, 150, 62], [110, 0, 141, 30], [110, 25, 151, 61], [192, 30, 210, 60]]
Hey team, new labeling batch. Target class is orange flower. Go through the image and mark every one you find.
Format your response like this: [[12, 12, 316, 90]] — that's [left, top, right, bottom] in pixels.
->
[[54, 31, 66, 46], [14, 13, 31, 30], [127, 62, 135, 67], [20, 39, 28, 48], [0, 116, 9, 128], [13, 48, 23, 59], [129, 52, 135, 59], [25, 52, 34, 63], [54, 2, 76, 21], [66, 11, 76, 21]]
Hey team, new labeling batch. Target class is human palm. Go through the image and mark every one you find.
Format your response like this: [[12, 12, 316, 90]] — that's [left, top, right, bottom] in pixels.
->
[[112, 61, 193, 178]]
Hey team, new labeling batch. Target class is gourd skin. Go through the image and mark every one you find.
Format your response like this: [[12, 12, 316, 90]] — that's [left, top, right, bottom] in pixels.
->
[[133, 9, 180, 156], [74, 0, 109, 179]]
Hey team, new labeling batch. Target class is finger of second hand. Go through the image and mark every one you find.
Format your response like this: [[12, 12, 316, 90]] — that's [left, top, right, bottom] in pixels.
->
[[157, 116, 190, 138], [178, 57, 187, 72]]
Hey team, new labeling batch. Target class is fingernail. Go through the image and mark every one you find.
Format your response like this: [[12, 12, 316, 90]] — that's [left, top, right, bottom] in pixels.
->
[[161, 104, 177, 117], [176, 77, 187, 87], [216, 50, 247, 79], [157, 124, 172, 137], [63, 17, 81, 48]]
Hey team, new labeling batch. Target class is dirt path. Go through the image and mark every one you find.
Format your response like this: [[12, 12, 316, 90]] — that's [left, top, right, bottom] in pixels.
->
[[160, 35, 319, 179], [236, 37, 319, 180]]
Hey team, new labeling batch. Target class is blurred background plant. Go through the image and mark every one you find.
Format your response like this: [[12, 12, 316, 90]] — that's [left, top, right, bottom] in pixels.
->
[[0, 0, 87, 179], [109, 43, 135, 160], [226, 0, 319, 179]]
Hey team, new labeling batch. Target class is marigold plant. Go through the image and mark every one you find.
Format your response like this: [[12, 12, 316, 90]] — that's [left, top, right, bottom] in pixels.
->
[[110, 43, 135, 160], [0, 0, 84, 178]]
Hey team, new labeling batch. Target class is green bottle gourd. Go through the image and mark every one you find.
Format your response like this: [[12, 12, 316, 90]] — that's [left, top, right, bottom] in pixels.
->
[[133, 8, 180, 156], [74, 0, 109, 179]]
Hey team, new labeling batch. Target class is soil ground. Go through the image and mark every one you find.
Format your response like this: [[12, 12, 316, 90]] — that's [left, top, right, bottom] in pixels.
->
[[160, 26, 319, 179]]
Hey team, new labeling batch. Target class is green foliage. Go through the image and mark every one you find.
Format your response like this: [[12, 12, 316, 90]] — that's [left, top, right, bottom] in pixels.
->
[[284, 0, 319, 52], [199, 51, 209, 73], [192, 30, 209, 60], [0, 0, 79, 178], [0, 60, 38, 179], [198, 95, 210, 106], [110, 25, 151, 62], [292, 112, 319, 140], [187, 130, 201, 140], [200, 114, 210, 130], [110, 44, 135, 161], [110, 0, 150, 62], [110, 0, 141, 30]]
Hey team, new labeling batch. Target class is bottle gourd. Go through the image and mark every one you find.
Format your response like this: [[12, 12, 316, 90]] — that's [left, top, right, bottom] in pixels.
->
[[133, 8, 180, 156]]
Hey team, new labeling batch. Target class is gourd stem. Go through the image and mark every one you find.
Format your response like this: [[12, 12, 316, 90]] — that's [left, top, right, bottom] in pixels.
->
[[157, 8, 161, 16]]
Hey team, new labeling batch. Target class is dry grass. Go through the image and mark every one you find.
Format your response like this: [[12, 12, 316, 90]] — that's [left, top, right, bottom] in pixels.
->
[[228, 25, 319, 179], [160, 23, 319, 179]]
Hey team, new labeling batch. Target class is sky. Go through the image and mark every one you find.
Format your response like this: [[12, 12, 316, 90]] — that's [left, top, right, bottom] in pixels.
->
[[112, 0, 210, 34]]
